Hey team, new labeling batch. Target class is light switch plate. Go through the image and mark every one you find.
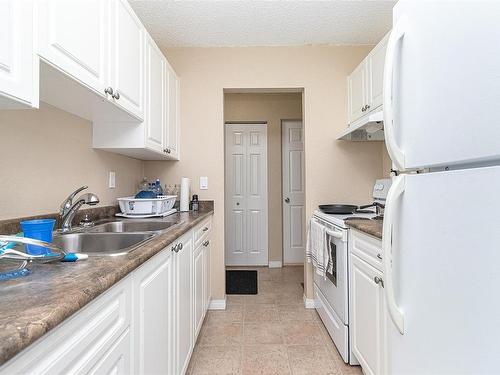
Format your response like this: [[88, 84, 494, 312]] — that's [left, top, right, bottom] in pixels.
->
[[109, 171, 116, 189], [200, 176, 208, 190]]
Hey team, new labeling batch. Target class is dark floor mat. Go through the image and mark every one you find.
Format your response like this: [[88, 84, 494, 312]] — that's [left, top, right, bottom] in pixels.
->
[[226, 270, 258, 295]]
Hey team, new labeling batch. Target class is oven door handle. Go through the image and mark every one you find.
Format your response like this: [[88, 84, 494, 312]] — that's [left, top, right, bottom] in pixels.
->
[[326, 229, 343, 239]]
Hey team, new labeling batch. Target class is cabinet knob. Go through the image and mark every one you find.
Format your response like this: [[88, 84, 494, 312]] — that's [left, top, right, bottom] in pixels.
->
[[202, 227, 209, 232], [361, 106, 366, 112], [203, 240, 210, 247], [377, 253, 382, 260], [284, 197, 290, 203], [172, 244, 178, 252], [366, 105, 371, 110], [374, 276, 384, 287], [178, 243, 183, 250], [104, 87, 114, 95], [167, 149, 171, 154], [112, 91, 120, 100]]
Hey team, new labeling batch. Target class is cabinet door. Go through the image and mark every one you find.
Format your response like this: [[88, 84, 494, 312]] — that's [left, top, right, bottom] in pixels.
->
[[144, 35, 166, 154], [88, 329, 132, 375], [366, 34, 388, 111], [133, 249, 174, 375], [165, 66, 180, 159], [203, 238, 211, 310], [349, 253, 386, 375], [175, 234, 193, 375], [38, 0, 108, 96], [109, 0, 144, 120], [347, 61, 366, 124], [193, 244, 205, 338], [0, 0, 37, 108]]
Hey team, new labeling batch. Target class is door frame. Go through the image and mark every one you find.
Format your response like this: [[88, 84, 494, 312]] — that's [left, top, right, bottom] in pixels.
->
[[224, 122, 269, 266], [281, 119, 305, 265]]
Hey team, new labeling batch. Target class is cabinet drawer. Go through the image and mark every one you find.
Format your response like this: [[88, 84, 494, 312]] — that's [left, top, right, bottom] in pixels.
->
[[0, 276, 132, 374], [349, 229, 383, 272], [194, 218, 211, 247]]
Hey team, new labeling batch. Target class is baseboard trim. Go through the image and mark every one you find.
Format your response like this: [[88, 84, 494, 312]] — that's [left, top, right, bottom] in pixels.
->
[[268, 261, 283, 268], [303, 294, 316, 309], [208, 298, 227, 310]]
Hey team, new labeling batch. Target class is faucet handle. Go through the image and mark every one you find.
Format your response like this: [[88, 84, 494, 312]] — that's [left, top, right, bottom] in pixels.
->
[[60, 185, 88, 215]]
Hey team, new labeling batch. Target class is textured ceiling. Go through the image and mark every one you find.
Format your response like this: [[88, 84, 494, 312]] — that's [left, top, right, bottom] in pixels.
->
[[129, 1, 396, 48]]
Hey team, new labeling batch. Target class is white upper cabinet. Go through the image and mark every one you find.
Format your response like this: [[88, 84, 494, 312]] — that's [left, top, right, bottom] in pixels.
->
[[0, 0, 38, 109], [109, 0, 144, 120], [347, 33, 388, 125], [366, 34, 388, 111], [37, 0, 108, 96], [347, 62, 366, 124], [165, 66, 180, 159], [37, 0, 144, 122], [145, 35, 166, 154], [92, 35, 180, 161]]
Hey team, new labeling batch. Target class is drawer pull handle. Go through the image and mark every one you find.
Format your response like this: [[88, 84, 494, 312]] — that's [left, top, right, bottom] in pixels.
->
[[374, 276, 384, 288], [202, 227, 209, 232], [377, 253, 383, 260]]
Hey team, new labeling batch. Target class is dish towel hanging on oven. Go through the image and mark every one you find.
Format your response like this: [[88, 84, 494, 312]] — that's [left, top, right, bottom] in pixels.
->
[[306, 218, 329, 277]]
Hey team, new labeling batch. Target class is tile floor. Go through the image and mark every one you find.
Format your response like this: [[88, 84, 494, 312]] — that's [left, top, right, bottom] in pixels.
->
[[187, 266, 363, 375]]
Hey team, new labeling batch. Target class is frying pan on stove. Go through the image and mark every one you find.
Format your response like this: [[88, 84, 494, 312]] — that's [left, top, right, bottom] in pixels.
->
[[318, 204, 358, 214]]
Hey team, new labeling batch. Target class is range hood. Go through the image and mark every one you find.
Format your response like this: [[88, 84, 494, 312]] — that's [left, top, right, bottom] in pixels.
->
[[337, 109, 385, 141]]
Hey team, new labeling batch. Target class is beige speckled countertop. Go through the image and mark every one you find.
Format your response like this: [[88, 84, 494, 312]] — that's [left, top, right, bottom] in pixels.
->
[[0, 207, 213, 366], [345, 218, 383, 239]]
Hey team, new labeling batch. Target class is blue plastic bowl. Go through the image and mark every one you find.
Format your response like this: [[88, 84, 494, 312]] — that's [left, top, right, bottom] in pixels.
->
[[20, 219, 56, 255]]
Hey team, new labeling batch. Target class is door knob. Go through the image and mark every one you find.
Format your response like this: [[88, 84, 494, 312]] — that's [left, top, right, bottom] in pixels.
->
[[284, 198, 290, 203], [236, 202, 240, 206]]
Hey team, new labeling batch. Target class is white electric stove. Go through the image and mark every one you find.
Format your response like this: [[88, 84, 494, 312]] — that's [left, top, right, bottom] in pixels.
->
[[311, 179, 391, 365]]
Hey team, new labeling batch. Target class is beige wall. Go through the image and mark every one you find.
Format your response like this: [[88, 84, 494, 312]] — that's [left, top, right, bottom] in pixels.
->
[[382, 142, 392, 177], [144, 45, 386, 301], [224, 93, 303, 264], [0, 103, 144, 220]]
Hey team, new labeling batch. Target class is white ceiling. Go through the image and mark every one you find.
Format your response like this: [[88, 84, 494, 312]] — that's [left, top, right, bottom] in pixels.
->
[[129, 1, 396, 48]]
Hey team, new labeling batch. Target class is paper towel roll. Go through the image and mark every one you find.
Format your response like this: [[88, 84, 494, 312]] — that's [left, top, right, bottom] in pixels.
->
[[180, 177, 190, 212]]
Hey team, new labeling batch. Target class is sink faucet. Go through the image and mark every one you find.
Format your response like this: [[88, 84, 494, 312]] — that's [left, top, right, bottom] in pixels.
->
[[60, 186, 100, 232]]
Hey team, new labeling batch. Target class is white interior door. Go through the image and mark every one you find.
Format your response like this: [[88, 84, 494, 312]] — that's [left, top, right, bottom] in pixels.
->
[[225, 123, 268, 266], [282, 120, 305, 265]]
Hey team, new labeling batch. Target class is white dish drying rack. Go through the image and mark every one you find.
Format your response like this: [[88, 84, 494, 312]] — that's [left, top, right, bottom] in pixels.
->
[[117, 195, 177, 217]]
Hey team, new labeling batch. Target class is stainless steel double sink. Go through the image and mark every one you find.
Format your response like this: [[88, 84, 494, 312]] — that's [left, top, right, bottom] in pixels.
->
[[52, 218, 181, 256]]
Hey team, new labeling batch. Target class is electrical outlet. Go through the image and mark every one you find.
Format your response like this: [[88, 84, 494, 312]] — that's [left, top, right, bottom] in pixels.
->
[[109, 171, 116, 189], [200, 176, 208, 190]]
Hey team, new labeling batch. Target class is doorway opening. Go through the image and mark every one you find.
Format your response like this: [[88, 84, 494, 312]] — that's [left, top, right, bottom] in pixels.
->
[[223, 91, 305, 268]]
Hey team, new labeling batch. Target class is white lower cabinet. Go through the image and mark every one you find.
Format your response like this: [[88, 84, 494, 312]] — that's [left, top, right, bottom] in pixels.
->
[[0, 215, 213, 375], [175, 232, 194, 375], [349, 230, 386, 375], [193, 242, 205, 338], [132, 246, 174, 374]]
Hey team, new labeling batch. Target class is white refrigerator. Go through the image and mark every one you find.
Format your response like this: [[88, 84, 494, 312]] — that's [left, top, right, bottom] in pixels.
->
[[382, 1, 500, 374]]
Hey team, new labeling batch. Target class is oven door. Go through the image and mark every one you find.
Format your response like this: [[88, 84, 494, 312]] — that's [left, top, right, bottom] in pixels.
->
[[313, 222, 348, 324]]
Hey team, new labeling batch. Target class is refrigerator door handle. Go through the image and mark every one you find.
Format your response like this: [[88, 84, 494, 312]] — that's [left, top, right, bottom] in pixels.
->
[[383, 15, 408, 172], [382, 174, 406, 335]]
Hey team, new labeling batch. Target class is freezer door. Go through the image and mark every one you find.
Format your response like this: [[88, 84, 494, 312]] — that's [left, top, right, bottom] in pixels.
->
[[384, 167, 500, 374], [385, 1, 500, 170]]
